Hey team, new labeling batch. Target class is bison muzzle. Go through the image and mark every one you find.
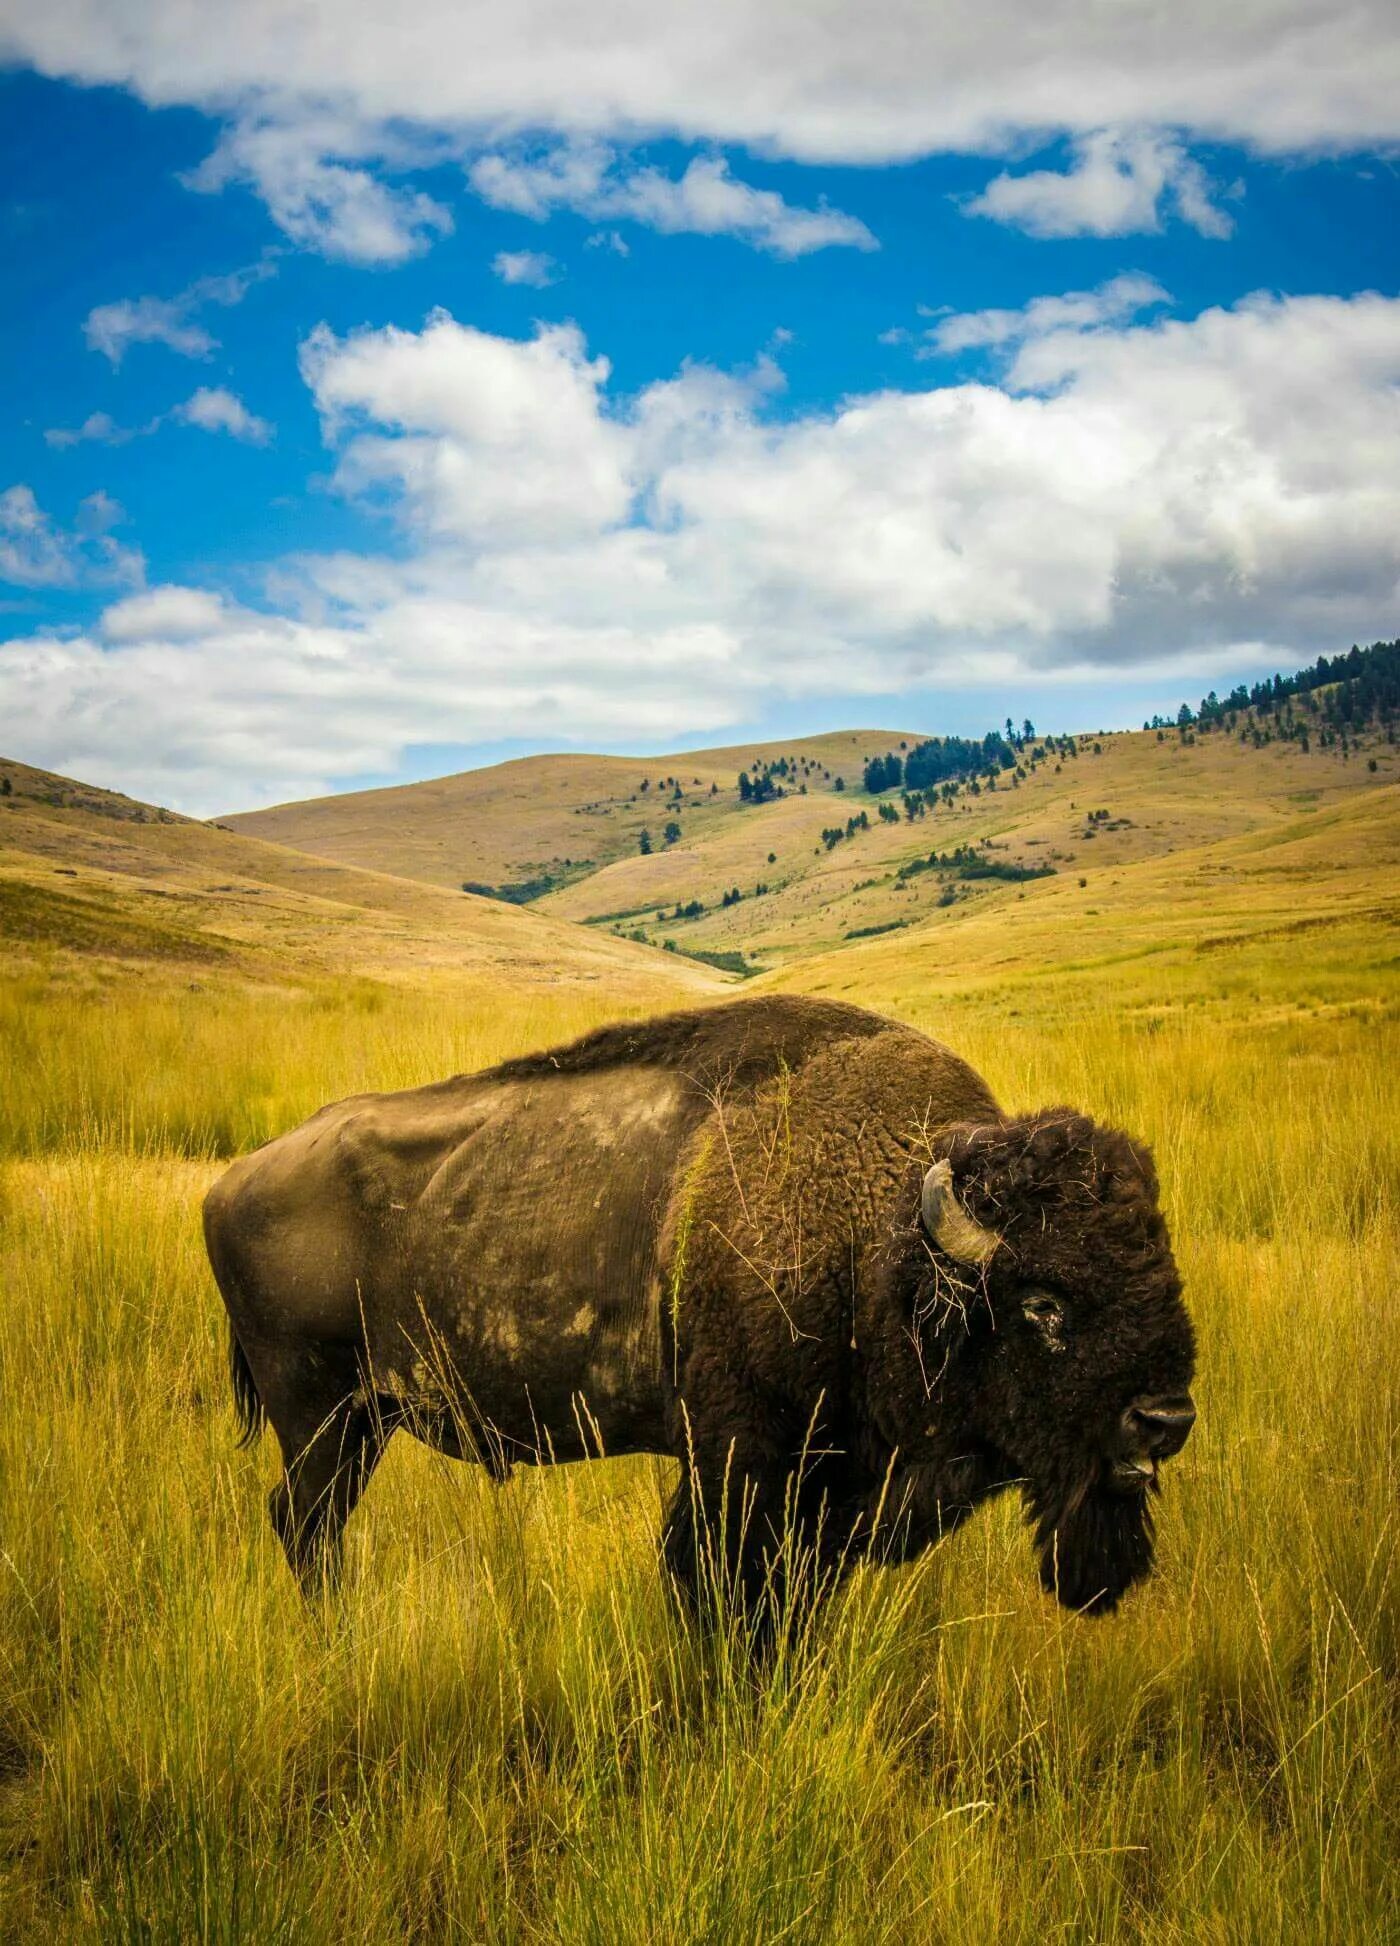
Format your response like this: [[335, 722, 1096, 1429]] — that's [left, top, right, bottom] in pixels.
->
[[204, 995, 1196, 1629]]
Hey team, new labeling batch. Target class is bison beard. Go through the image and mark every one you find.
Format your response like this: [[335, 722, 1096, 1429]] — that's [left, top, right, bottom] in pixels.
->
[[1032, 1480, 1157, 1613]]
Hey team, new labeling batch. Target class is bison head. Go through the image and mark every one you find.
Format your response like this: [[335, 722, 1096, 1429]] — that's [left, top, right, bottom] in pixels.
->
[[904, 1110, 1196, 1613]]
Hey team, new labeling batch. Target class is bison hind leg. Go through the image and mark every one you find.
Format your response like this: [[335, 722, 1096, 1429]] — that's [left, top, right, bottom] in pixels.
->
[[269, 1416, 383, 1591], [258, 1357, 392, 1591]]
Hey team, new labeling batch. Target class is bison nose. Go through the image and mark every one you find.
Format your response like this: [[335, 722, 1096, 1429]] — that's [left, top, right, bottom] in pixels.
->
[[1123, 1394, 1196, 1459]]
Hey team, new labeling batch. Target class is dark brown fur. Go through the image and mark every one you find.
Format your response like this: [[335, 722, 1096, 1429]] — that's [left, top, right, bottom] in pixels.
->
[[204, 994, 1195, 1627]]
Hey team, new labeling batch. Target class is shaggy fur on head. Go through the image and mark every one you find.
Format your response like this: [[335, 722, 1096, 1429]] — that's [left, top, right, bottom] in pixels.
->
[[890, 1108, 1196, 1612]]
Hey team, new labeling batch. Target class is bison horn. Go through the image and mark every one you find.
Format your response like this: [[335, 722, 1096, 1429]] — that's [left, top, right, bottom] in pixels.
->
[[921, 1159, 999, 1265]]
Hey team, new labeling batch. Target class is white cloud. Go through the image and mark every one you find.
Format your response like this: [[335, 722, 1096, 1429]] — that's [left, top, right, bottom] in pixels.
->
[[185, 113, 452, 263], [14, 5, 1386, 273], [0, 487, 72, 587], [926, 274, 1171, 356], [492, 248, 558, 287], [5, 292, 1400, 811], [0, 595, 745, 813], [45, 388, 273, 448], [0, 486, 144, 589], [470, 143, 876, 256], [102, 586, 230, 640], [470, 144, 602, 219], [5, 2, 1398, 159], [966, 129, 1234, 239], [172, 386, 274, 442], [300, 312, 633, 545], [586, 229, 630, 256], [83, 259, 274, 365], [84, 296, 216, 365], [45, 411, 133, 448]]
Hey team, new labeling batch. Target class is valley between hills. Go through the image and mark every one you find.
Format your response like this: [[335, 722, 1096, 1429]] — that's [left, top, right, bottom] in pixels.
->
[[5, 644, 1398, 1009]]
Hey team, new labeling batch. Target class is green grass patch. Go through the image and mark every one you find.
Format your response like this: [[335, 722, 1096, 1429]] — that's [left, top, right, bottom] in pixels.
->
[[844, 919, 908, 940], [664, 943, 760, 977]]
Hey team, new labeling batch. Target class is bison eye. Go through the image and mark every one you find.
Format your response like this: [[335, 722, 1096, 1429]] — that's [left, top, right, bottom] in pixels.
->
[[1022, 1292, 1065, 1335]]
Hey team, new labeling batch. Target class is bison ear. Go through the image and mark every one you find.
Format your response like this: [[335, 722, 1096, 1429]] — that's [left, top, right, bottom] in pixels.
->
[[921, 1158, 999, 1266]]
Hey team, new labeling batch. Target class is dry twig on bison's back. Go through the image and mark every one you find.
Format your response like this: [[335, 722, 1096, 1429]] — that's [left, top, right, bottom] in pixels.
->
[[702, 1218, 814, 1344], [696, 1069, 753, 1232]]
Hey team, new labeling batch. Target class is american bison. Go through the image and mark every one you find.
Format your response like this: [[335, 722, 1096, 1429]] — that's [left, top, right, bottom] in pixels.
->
[[205, 995, 1195, 1624]]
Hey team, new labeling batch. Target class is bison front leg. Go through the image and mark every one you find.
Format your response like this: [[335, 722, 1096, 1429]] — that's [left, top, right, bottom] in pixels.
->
[[662, 1449, 856, 1653], [662, 1454, 787, 1637]]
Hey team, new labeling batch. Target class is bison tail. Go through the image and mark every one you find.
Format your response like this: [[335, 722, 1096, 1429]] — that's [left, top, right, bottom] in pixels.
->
[[229, 1329, 266, 1447]]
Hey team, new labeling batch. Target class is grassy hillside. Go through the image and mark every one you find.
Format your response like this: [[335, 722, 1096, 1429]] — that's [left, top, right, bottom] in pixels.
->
[[0, 756, 716, 1003], [551, 715, 1397, 966], [767, 782, 1400, 1021], [225, 729, 910, 892], [222, 679, 1398, 974]]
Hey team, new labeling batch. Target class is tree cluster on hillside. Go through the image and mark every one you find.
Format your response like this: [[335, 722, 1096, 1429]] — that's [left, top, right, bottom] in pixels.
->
[[738, 768, 784, 805], [862, 752, 904, 793], [858, 723, 1081, 818], [904, 730, 1020, 789], [720, 749, 888, 805], [863, 724, 1079, 794], [739, 751, 842, 803], [821, 811, 872, 851], [896, 843, 1056, 886], [1147, 639, 1398, 750], [853, 640, 1394, 831]]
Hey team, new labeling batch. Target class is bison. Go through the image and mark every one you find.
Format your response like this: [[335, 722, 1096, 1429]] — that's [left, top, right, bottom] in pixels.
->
[[204, 995, 1195, 1626]]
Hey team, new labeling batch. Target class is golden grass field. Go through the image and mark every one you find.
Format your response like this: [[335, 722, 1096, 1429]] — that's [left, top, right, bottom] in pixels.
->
[[1, 732, 1397, 1939]]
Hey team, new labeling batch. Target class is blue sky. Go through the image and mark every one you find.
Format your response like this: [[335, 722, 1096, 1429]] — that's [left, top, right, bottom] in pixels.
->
[[1, 4, 1398, 812]]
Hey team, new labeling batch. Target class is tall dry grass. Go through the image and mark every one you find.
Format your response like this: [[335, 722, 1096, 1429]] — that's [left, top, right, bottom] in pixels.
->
[[0, 976, 663, 1160], [0, 957, 1396, 1939]]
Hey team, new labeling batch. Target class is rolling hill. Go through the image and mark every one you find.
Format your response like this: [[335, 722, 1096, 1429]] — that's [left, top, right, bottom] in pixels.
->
[[221, 651, 1400, 974], [11, 641, 1397, 1002], [224, 730, 912, 894], [0, 756, 716, 1003], [773, 780, 1400, 1029]]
